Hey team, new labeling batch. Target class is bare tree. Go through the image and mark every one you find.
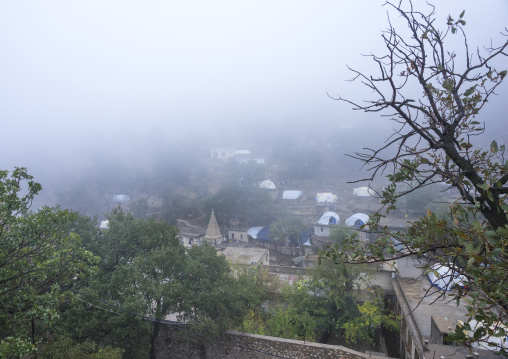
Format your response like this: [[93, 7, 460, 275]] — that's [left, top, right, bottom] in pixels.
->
[[326, 0, 508, 354]]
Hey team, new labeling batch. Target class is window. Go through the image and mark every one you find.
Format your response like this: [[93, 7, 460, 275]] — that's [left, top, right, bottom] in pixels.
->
[[240, 234, 243, 239], [222, 151, 226, 157], [320, 227, 323, 232], [213, 151, 218, 157]]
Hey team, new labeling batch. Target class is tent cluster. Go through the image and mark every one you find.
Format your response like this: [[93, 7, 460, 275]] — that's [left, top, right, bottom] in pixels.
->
[[317, 211, 369, 227]]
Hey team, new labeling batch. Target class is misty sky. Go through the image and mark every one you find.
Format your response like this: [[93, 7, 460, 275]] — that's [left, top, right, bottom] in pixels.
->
[[1, 0, 507, 174]]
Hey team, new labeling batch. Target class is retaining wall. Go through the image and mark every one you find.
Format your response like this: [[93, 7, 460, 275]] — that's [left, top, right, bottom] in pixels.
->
[[156, 326, 390, 359]]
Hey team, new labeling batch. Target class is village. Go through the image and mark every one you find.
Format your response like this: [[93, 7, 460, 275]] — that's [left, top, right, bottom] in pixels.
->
[[88, 145, 499, 359]]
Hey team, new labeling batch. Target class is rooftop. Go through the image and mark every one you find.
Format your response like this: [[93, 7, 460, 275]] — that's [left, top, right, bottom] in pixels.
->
[[221, 247, 269, 266]]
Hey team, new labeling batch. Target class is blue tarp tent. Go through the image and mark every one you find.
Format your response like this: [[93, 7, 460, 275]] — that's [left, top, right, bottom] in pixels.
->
[[318, 211, 340, 225], [427, 264, 467, 291], [346, 213, 369, 227], [247, 226, 272, 241]]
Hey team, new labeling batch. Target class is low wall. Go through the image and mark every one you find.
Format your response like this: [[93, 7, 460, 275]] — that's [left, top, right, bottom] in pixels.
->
[[156, 326, 389, 359], [267, 265, 308, 276], [267, 265, 395, 293]]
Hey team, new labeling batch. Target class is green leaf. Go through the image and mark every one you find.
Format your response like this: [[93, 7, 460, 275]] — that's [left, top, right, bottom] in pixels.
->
[[463, 86, 476, 97], [443, 79, 453, 90], [490, 140, 499, 153], [459, 10, 465, 19]]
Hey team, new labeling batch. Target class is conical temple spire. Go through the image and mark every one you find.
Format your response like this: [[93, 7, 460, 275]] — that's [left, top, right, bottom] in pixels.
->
[[203, 209, 222, 243]]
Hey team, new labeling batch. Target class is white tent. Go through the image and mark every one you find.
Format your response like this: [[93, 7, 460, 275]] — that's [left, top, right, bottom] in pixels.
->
[[460, 320, 508, 351], [345, 213, 369, 227], [283, 190, 302, 199], [318, 211, 340, 225], [259, 180, 276, 190], [316, 192, 337, 203], [353, 187, 375, 197], [427, 264, 467, 291]]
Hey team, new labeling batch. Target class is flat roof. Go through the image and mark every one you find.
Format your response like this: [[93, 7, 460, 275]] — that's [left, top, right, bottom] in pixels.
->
[[397, 277, 469, 340], [222, 247, 268, 265]]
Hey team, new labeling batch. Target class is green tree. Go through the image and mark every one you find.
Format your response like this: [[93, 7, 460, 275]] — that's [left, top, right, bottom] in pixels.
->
[[329, 224, 358, 247], [331, 1, 508, 353], [269, 215, 307, 246], [38, 336, 123, 359], [0, 168, 98, 358], [266, 304, 316, 342], [342, 297, 398, 348], [309, 258, 371, 339], [60, 209, 254, 358]]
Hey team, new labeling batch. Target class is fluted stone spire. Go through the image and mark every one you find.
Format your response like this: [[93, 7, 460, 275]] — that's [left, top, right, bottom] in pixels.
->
[[203, 209, 222, 244]]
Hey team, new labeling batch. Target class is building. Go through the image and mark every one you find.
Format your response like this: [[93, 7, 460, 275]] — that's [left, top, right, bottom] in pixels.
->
[[202, 210, 223, 245], [228, 228, 249, 243], [392, 256, 500, 359], [313, 211, 339, 238]]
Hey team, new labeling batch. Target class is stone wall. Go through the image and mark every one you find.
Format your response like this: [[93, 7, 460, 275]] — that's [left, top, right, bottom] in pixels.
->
[[156, 326, 391, 359]]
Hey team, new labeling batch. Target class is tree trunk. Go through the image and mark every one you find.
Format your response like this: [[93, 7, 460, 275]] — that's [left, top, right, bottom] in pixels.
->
[[150, 300, 162, 359], [149, 320, 160, 359]]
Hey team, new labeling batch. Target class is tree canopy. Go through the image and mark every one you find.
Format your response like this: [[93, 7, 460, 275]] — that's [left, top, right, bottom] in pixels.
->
[[59, 209, 254, 359], [329, 0, 508, 353], [0, 168, 98, 357]]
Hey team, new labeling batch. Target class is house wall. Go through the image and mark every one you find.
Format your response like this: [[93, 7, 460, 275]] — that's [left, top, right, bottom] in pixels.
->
[[228, 230, 248, 243], [314, 224, 333, 237], [393, 277, 425, 359], [178, 234, 202, 248], [211, 148, 235, 159], [156, 326, 387, 359]]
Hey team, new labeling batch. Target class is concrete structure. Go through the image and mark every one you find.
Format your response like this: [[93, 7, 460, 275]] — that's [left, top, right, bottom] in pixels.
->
[[178, 231, 204, 248], [221, 247, 269, 267], [393, 274, 499, 359], [202, 210, 222, 245], [227, 228, 248, 243], [211, 148, 235, 159], [313, 211, 339, 238], [156, 326, 391, 359], [175, 219, 205, 248]]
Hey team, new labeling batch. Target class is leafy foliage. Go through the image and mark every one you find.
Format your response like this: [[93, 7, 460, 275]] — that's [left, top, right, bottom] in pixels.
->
[[59, 209, 255, 358], [269, 215, 307, 246], [342, 296, 399, 347], [240, 258, 374, 342], [0, 168, 99, 357], [38, 336, 123, 359]]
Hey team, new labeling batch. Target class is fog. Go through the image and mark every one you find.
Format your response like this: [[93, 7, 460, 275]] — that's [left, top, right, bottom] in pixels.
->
[[1, 0, 507, 213]]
